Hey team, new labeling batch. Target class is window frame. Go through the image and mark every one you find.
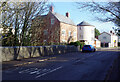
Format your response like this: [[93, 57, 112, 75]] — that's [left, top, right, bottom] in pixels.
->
[[51, 18, 55, 25]]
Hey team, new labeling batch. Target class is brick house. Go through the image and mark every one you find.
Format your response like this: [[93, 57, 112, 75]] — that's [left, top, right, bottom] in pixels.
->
[[31, 6, 77, 45]]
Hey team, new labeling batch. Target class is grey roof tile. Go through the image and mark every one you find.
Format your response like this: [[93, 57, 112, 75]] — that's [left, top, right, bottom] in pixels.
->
[[77, 21, 94, 26], [51, 12, 75, 26]]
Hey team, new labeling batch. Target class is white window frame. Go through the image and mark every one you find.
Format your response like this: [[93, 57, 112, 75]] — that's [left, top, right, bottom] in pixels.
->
[[43, 30, 48, 35], [51, 18, 54, 25], [62, 30, 66, 36], [73, 32, 76, 37], [62, 39, 66, 43], [68, 31, 71, 37]]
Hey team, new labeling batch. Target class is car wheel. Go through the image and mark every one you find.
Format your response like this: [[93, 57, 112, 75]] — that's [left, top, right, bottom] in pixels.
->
[[94, 49, 96, 52]]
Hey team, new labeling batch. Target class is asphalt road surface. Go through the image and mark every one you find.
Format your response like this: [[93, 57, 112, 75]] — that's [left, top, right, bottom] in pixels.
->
[[2, 48, 120, 80]]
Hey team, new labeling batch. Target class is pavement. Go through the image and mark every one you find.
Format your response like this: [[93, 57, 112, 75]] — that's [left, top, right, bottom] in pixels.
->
[[105, 53, 120, 80], [2, 55, 57, 70]]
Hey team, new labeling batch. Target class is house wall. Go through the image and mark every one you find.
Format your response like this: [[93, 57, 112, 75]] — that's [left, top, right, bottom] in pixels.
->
[[95, 40, 101, 47], [31, 12, 60, 44], [60, 22, 77, 43], [118, 36, 120, 42], [110, 35, 118, 47], [98, 32, 118, 47], [98, 33, 111, 43], [77, 26, 95, 45], [46, 12, 60, 43]]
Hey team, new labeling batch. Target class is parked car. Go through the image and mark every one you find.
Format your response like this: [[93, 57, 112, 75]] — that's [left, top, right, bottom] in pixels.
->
[[82, 45, 96, 52]]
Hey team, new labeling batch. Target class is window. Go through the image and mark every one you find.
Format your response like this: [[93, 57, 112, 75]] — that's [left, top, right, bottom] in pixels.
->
[[62, 30, 66, 36], [73, 32, 76, 37], [103, 36, 106, 39], [68, 31, 71, 36], [80, 35, 83, 38], [91, 29, 94, 33], [43, 40, 46, 42], [79, 27, 82, 30], [51, 18, 55, 25], [91, 37, 94, 40], [43, 30, 48, 35], [62, 39, 66, 42]]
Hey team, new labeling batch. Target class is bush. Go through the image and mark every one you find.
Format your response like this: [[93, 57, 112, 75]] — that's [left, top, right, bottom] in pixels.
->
[[68, 41, 85, 49], [80, 42, 85, 49]]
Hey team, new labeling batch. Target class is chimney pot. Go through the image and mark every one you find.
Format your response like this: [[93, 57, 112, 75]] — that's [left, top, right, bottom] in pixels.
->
[[66, 12, 69, 17], [50, 6, 54, 12], [110, 30, 112, 33]]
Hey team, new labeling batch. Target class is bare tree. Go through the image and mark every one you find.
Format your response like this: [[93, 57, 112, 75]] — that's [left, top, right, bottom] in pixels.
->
[[76, 1, 120, 35], [1, 1, 49, 60]]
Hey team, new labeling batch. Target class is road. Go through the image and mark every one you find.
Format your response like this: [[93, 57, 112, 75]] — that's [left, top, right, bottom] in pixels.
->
[[2, 48, 120, 80]]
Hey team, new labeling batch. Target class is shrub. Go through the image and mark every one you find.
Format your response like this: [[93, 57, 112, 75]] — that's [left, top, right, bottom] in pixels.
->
[[68, 41, 85, 49]]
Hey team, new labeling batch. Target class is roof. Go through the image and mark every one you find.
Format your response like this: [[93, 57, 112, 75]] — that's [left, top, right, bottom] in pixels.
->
[[77, 21, 94, 26], [51, 12, 76, 26], [99, 32, 117, 36]]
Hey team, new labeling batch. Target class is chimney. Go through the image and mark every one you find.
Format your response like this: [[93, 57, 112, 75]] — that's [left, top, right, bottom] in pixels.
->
[[50, 6, 54, 12], [110, 30, 112, 33], [66, 12, 69, 17]]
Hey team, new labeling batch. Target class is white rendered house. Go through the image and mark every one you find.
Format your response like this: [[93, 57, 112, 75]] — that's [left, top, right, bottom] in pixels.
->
[[94, 38, 101, 47], [77, 21, 96, 46], [98, 31, 118, 47], [118, 36, 120, 42]]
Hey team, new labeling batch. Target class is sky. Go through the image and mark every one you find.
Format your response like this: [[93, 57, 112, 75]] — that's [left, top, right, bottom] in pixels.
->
[[50, 2, 118, 33]]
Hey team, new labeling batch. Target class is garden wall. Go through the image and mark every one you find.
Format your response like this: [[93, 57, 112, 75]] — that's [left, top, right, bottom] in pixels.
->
[[1, 45, 79, 62]]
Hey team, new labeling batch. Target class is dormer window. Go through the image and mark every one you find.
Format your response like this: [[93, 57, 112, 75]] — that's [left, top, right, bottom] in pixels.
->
[[51, 18, 55, 25]]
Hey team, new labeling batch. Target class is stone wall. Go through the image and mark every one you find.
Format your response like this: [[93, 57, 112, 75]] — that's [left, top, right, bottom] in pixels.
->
[[1, 45, 79, 62]]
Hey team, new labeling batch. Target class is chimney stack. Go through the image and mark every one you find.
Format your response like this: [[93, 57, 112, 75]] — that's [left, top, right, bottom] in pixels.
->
[[50, 6, 54, 12], [66, 12, 69, 17], [110, 30, 112, 33]]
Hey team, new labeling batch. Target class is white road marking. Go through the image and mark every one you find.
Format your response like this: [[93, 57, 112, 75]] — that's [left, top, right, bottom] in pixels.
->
[[35, 66, 63, 78], [36, 69, 51, 75], [30, 69, 41, 74], [19, 69, 30, 74], [19, 68, 38, 74]]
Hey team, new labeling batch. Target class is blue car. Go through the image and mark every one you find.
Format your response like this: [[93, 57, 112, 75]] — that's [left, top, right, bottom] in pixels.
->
[[82, 45, 96, 52]]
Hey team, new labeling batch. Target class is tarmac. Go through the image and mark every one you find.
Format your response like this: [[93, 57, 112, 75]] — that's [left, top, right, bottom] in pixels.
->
[[1, 47, 120, 80], [2, 55, 57, 70]]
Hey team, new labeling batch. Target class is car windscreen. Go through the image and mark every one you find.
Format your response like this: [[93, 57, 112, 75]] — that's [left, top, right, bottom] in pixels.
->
[[84, 45, 91, 47]]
